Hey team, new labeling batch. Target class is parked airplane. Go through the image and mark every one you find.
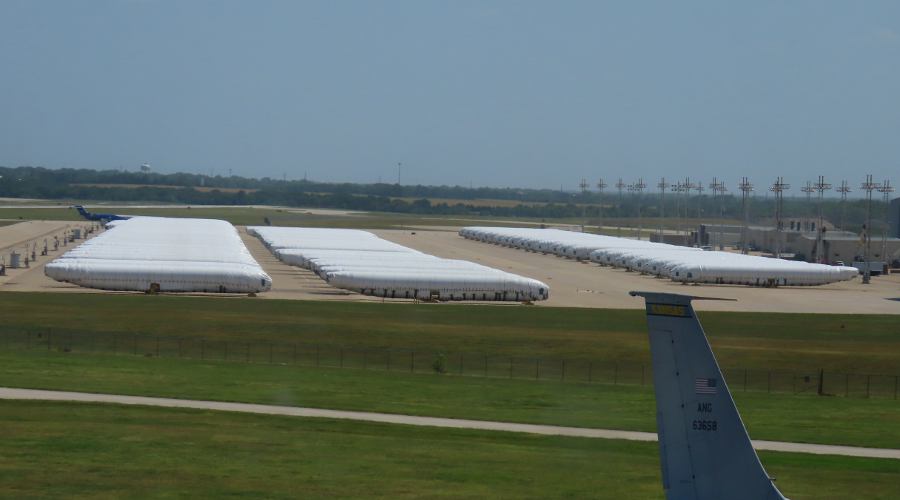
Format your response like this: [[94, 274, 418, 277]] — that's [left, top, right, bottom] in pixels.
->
[[73, 205, 132, 223], [631, 291, 788, 500]]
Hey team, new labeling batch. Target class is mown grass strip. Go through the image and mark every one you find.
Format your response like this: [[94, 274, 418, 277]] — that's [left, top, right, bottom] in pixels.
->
[[0, 400, 897, 499]]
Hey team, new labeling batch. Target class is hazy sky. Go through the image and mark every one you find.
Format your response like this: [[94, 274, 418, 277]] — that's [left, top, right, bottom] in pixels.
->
[[1, 1, 898, 192]]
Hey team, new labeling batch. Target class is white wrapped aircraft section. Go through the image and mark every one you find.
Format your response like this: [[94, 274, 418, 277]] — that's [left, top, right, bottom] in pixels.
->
[[249, 226, 549, 301], [45, 217, 272, 293], [460, 227, 858, 287]]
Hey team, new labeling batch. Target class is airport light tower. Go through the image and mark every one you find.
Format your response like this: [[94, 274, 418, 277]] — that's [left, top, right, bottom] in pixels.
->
[[709, 178, 727, 250], [738, 177, 753, 254], [579, 177, 590, 232], [596, 178, 607, 233], [615, 178, 626, 236], [633, 178, 646, 239], [800, 180, 814, 232], [693, 180, 705, 219], [769, 177, 790, 258], [813, 175, 832, 263], [877, 179, 894, 271], [860, 175, 878, 284], [836, 180, 851, 231], [657, 177, 670, 240]]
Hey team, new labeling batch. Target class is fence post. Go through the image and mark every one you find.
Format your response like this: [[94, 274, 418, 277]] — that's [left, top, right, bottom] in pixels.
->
[[155, 337, 159, 357], [269, 344, 273, 364], [767, 371, 771, 393], [588, 361, 592, 383], [223, 341, 226, 360], [411, 351, 415, 372], [316, 344, 320, 367], [895, 376, 898, 400], [388, 350, 392, 371], [536, 359, 540, 380], [340, 348, 344, 368], [293, 344, 297, 364], [561, 360, 566, 381], [866, 375, 871, 398], [641, 364, 645, 386], [363, 350, 367, 369], [178, 339, 182, 358], [133, 334, 137, 355], [817, 369, 824, 396], [113, 335, 117, 354], [845, 373, 849, 397], [47, 330, 51, 351], [201, 339, 205, 360], [246, 343, 250, 362], [484, 354, 487, 377], [743, 369, 747, 392], [457, 353, 462, 375], [614, 363, 618, 385], [509, 358, 513, 378]]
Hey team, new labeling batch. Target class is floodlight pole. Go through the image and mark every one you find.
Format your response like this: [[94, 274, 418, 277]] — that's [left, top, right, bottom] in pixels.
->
[[615, 178, 626, 236], [877, 179, 894, 270], [860, 175, 878, 284], [579, 177, 590, 232], [813, 175, 831, 263], [709, 178, 726, 250], [633, 178, 646, 240], [801, 180, 814, 232], [769, 177, 790, 259], [836, 180, 851, 232], [657, 177, 670, 240], [596, 178, 607, 234]]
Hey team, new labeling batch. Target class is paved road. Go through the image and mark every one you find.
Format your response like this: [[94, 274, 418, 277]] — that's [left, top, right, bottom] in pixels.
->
[[2, 387, 898, 460]]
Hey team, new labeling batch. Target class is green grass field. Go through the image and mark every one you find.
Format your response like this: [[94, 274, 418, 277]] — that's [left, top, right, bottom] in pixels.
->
[[1, 350, 898, 450], [0, 205, 548, 229], [1, 293, 898, 497], [0, 401, 896, 499], [1, 292, 898, 374]]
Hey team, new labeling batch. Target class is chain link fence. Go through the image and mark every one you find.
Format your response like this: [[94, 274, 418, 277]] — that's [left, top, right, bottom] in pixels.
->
[[3, 329, 898, 399]]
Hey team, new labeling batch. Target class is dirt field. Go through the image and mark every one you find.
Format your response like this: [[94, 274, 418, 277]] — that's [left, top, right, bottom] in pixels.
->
[[3, 221, 898, 314]]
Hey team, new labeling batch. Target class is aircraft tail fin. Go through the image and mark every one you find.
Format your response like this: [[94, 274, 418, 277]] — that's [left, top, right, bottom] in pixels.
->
[[73, 205, 91, 220], [630, 291, 787, 500]]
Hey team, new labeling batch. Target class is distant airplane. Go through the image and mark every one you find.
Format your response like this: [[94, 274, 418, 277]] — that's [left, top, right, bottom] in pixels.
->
[[73, 205, 132, 223], [631, 291, 788, 500]]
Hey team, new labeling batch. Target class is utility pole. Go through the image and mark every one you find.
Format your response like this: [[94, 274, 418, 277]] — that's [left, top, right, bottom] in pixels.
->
[[860, 175, 878, 284], [596, 178, 607, 234], [739, 177, 753, 254], [836, 180, 851, 231], [397, 162, 402, 185], [877, 179, 894, 271], [769, 177, 790, 258], [813, 175, 831, 263], [657, 177, 670, 240], [579, 177, 590, 232]]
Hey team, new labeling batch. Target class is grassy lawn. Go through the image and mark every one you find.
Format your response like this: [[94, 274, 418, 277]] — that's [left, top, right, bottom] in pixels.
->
[[1, 350, 897, 450], [1, 292, 898, 375], [0, 206, 548, 229], [0, 400, 897, 499]]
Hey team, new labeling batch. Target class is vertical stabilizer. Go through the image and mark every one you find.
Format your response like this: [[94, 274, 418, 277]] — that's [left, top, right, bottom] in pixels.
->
[[630, 291, 786, 500]]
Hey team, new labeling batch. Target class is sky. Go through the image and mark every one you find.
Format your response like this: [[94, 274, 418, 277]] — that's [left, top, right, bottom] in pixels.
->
[[1, 1, 898, 194]]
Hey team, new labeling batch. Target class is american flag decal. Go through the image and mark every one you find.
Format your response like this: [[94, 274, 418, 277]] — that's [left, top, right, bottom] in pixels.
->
[[695, 378, 718, 395]]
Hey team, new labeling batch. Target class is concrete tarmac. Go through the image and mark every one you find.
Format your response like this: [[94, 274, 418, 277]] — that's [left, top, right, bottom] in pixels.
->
[[1, 387, 897, 460], [374, 228, 900, 314]]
